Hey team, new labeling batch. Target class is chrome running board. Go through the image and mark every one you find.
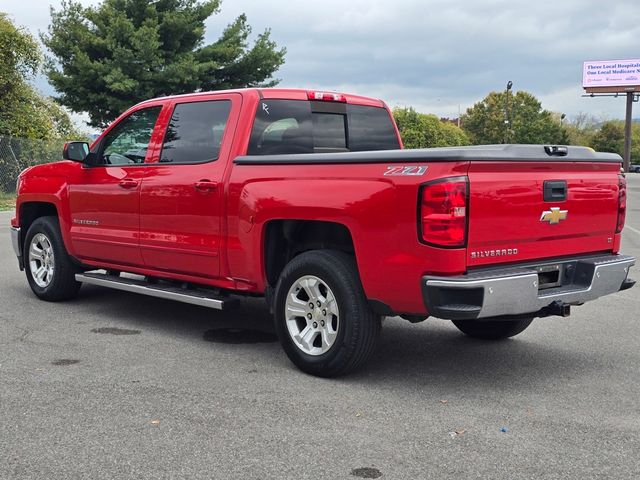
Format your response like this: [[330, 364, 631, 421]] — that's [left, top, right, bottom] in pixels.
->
[[75, 272, 238, 310]]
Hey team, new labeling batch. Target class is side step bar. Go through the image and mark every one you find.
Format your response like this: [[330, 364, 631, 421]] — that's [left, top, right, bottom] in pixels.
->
[[75, 272, 239, 310]]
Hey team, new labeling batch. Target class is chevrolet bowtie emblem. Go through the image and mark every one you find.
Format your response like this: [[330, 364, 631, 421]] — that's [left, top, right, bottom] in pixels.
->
[[540, 207, 568, 224]]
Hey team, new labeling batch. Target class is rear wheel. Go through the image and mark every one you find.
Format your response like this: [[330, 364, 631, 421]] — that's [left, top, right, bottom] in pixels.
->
[[24, 216, 81, 301], [274, 250, 381, 377], [452, 317, 533, 340]]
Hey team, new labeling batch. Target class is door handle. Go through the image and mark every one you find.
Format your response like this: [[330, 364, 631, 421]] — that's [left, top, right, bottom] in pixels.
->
[[194, 180, 219, 191], [543, 180, 567, 202], [118, 178, 139, 189]]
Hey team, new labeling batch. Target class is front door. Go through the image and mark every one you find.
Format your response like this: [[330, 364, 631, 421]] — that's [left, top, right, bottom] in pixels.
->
[[139, 94, 241, 279], [67, 105, 163, 266]]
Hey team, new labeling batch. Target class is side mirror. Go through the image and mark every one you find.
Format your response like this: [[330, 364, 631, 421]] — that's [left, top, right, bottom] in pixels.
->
[[63, 141, 90, 162]]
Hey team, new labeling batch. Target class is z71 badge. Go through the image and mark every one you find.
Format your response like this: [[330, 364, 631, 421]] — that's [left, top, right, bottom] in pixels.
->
[[384, 166, 428, 176]]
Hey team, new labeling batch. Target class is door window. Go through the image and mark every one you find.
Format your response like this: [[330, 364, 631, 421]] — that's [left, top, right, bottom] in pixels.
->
[[100, 106, 162, 165], [160, 100, 232, 164]]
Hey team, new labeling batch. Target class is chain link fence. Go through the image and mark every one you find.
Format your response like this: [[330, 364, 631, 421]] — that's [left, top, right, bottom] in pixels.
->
[[0, 136, 66, 193]]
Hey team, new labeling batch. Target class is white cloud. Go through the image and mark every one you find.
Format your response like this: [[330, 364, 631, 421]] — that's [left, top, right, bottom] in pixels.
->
[[3, 0, 639, 127], [539, 86, 629, 123]]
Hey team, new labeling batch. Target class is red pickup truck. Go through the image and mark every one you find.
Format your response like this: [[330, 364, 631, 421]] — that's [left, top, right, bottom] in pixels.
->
[[10, 88, 636, 376]]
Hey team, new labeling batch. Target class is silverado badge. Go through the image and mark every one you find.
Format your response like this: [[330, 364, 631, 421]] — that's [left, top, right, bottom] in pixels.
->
[[540, 207, 568, 224]]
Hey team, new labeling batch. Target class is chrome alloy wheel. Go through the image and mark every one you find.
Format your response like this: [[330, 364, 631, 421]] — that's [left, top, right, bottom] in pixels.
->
[[29, 233, 55, 288], [284, 275, 340, 356]]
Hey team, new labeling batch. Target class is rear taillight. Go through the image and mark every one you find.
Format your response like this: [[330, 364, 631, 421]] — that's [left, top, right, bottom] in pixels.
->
[[419, 177, 468, 247], [616, 174, 626, 233]]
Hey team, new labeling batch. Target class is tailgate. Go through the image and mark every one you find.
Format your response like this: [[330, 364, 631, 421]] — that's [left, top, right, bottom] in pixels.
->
[[467, 161, 621, 267]]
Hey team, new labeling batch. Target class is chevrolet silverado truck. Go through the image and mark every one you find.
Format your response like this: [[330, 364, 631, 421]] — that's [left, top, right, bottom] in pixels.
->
[[10, 88, 636, 377]]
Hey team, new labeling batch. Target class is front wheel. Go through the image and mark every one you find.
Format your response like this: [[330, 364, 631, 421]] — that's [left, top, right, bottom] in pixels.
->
[[452, 317, 534, 340], [274, 250, 380, 377], [24, 216, 81, 301]]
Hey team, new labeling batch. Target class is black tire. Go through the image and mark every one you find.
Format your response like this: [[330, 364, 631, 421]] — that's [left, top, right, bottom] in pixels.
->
[[452, 317, 534, 340], [23, 216, 81, 301], [273, 250, 381, 377]]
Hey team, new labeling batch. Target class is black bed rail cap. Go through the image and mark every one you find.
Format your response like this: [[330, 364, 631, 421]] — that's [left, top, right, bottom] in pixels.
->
[[234, 144, 622, 165]]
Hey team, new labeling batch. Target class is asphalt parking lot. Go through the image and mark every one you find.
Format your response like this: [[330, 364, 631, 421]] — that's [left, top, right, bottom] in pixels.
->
[[1, 175, 639, 479]]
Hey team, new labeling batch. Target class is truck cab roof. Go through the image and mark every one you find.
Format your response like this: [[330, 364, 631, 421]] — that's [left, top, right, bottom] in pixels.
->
[[135, 87, 386, 109]]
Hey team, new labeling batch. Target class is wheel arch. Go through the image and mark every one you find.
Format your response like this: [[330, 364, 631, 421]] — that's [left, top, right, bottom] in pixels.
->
[[262, 219, 395, 316], [19, 202, 59, 247], [263, 219, 357, 288], [18, 201, 78, 262]]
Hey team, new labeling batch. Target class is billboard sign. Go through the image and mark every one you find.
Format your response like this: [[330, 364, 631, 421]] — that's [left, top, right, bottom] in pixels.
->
[[583, 59, 640, 90]]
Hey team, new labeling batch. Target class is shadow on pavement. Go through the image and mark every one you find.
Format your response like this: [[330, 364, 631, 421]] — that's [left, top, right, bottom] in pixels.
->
[[47, 284, 594, 391]]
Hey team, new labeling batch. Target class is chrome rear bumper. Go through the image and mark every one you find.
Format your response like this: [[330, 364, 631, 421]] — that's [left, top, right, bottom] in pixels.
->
[[423, 254, 635, 320]]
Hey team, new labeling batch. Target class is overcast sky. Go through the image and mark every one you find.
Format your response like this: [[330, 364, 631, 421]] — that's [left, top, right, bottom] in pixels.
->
[[2, 0, 639, 130]]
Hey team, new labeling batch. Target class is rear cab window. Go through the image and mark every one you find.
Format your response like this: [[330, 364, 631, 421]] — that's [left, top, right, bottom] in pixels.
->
[[248, 99, 399, 155]]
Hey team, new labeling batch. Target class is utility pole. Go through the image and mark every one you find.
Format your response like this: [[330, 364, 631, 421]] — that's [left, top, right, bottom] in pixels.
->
[[504, 80, 513, 144], [623, 92, 633, 173]]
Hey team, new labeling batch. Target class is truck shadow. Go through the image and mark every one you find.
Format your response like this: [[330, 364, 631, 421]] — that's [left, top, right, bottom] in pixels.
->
[[361, 318, 590, 392], [76, 284, 596, 392]]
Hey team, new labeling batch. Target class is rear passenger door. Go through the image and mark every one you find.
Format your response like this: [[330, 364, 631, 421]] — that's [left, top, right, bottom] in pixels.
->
[[139, 94, 241, 279]]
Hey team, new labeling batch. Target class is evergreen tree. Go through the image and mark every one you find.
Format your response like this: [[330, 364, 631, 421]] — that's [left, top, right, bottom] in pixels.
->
[[42, 0, 286, 127]]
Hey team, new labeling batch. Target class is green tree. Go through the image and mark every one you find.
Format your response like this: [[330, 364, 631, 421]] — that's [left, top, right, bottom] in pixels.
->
[[590, 120, 624, 155], [392, 107, 469, 149], [632, 123, 640, 165], [563, 112, 598, 147], [0, 13, 40, 98], [0, 13, 84, 140], [589, 120, 640, 164], [461, 90, 568, 145], [440, 121, 469, 147], [42, 0, 287, 128]]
